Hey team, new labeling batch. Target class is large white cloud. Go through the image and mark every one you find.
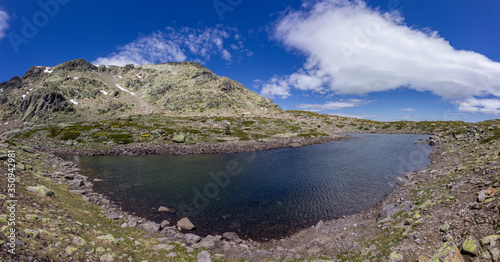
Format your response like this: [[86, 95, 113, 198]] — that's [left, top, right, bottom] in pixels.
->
[[261, 0, 500, 115], [0, 9, 9, 39], [93, 26, 248, 66]]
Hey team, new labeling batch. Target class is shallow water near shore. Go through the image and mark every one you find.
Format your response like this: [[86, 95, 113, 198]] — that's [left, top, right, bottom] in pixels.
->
[[63, 133, 432, 240]]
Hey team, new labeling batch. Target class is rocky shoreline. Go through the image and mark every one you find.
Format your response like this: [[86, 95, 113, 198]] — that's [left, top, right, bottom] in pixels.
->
[[34, 135, 349, 156], [2, 125, 500, 261]]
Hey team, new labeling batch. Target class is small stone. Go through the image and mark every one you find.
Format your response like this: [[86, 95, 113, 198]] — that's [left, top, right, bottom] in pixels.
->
[[65, 246, 77, 256], [158, 206, 171, 213], [166, 252, 177, 257], [315, 220, 324, 229], [478, 188, 498, 203], [428, 242, 465, 262], [139, 221, 160, 234], [72, 235, 87, 246], [440, 223, 450, 233], [481, 235, 500, 245], [172, 134, 186, 143], [95, 247, 106, 254], [24, 229, 39, 238], [96, 234, 117, 245], [491, 248, 500, 262], [151, 244, 174, 251], [197, 250, 212, 262], [100, 252, 117, 262], [27, 186, 54, 197], [160, 220, 170, 228], [222, 232, 242, 243], [462, 235, 480, 256], [388, 252, 403, 262], [185, 233, 202, 244], [105, 213, 120, 220], [177, 217, 195, 230]]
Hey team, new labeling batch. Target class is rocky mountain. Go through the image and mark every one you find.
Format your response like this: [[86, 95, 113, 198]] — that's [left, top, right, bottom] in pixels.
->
[[0, 59, 281, 125]]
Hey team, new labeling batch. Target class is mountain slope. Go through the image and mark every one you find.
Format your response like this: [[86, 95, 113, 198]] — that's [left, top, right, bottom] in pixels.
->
[[0, 59, 281, 125]]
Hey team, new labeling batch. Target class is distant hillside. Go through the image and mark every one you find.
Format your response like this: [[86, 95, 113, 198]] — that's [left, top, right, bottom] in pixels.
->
[[0, 59, 281, 125]]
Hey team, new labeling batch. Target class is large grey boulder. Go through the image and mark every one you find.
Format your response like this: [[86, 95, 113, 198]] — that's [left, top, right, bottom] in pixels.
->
[[177, 217, 195, 230]]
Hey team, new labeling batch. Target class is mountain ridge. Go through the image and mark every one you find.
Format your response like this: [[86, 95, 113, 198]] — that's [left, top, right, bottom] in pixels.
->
[[0, 59, 281, 126]]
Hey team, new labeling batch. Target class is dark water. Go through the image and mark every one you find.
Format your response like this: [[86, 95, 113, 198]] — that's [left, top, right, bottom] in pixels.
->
[[63, 133, 432, 240]]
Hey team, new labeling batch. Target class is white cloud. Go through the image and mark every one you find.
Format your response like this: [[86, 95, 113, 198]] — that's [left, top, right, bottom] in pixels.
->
[[261, 0, 500, 115], [260, 76, 292, 99], [400, 108, 415, 112], [329, 112, 378, 119], [93, 26, 244, 66], [297, 99, 371, 111], [0, 9, 9, 39], [456, 98, 500, 115]]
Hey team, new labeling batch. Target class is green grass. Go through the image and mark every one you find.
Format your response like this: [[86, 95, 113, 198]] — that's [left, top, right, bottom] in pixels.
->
[[108, 134, 134, 144], [60, 131, 81, 140]]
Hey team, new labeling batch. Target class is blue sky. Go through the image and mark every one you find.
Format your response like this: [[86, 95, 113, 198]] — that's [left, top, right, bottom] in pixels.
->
[[1, 0, 499, 122]]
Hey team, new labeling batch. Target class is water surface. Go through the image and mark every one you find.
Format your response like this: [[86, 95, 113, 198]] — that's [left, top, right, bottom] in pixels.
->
[[64, 133, 432, 240]]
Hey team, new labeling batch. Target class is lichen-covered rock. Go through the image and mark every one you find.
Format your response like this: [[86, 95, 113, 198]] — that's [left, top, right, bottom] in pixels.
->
[[100, 252, 117, 262], [481, 235, 500, 245], [462, 235, 480, 256], [27, 185, 54, 197], [478, 188, 498, 202], [429, 242, 465, 262], [72, 235, 87, 246], [65, 246, 77, 256], [388, 252, 403, 262], [96, 234, 117, 245], [172, 134, 186, 143]]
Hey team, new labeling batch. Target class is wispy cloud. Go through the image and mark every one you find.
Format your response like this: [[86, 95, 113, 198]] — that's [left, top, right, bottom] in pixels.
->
[[260, 0, 500, 115], [0, 8, 10, 39], [400, 108, 415, 112], [296, 99, 371, 111], [456, 98, 500, 115], [93, 26, 247, 66]]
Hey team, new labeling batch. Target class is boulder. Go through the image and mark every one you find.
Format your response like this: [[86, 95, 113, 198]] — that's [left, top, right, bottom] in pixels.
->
[[481, 235, 500, 245], [429, 242, 465, 262], [139, 221, 160, 234], [462, 235, 480, 256], [222, 232, 242, 243], [197, 250, 212, 262], [68, 179, 84, 188], [100, 253, 117, 262], [193, 235, 220, 249], [105, 213, 120, 220], [478, 188, 498, 203], [27, 186, 54, 197], [177, 217, 195, 230], [96, 234, 117, 245], [388, 252, 403, 262], [185, 233, 202, 244], [160, 220, 170, 228], [172, 134, 186, 143], [158, 206, 171, 213]]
